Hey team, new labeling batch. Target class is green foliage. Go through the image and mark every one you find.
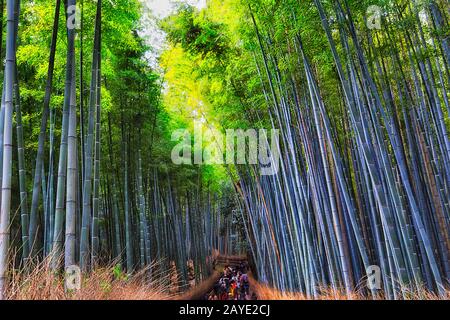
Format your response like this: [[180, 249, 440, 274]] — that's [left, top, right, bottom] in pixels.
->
[[162, 4, 229, 59], [112, 264, 128, 281]]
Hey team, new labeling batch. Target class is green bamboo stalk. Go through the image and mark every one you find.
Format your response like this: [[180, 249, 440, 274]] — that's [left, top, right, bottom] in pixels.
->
[[29, 0, 61, 256], [0, 0, 17, 299]]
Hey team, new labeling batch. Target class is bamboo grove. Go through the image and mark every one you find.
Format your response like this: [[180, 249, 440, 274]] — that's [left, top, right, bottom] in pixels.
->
[[237, 0, 450, 298], [160, 0, 450, 299], [0, 0, 449, 300], [0, 0, 240, 299], [236, 0, 450, 298]]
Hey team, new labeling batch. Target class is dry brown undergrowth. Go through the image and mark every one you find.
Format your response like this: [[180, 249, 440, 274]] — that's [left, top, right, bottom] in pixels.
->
[[250, 274, 450, 300], [6, 255, 449, 300], [7, 256, 172, 300]]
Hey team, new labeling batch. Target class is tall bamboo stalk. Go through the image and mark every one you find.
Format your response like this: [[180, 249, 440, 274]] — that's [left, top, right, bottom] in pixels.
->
[[29, 0, 61, 256], [91, 6, 102, 265], [0, 0, 17, 299]]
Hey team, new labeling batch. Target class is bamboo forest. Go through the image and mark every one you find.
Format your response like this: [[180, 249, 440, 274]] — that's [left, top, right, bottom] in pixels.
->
[[0, 0, 448, 302]]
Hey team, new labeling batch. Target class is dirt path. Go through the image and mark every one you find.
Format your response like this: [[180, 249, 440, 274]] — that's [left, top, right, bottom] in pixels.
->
[[177, 255, 257, 300]]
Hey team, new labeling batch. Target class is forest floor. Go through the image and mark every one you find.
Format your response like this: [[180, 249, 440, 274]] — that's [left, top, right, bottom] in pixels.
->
[[5, 256, 449, 300], [250, 278, 450, 300], [6, 257, 172, 300]]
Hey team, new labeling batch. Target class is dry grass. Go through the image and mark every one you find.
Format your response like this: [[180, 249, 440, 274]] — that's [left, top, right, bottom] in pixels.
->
[[6, 253, 448, 300], [250, 274, 450, 300], [5, 250, 223, 300], [6, 257, 173, 300]]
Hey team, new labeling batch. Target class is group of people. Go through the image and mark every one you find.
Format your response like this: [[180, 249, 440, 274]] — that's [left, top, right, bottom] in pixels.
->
[[207, 262, 255, 300]]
